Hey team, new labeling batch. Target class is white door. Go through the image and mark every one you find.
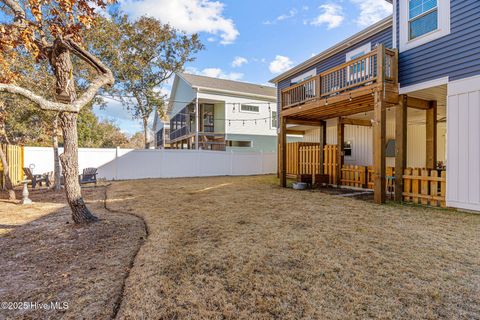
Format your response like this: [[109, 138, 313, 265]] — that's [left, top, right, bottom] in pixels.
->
[[447, 75, 480, 211]]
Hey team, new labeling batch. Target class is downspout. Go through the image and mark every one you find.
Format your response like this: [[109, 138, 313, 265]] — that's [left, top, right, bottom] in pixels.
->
[[195, 89, 200, 150]]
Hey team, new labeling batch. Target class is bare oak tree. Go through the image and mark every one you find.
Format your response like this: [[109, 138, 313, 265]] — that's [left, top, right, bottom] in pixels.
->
[[0, 0, 115, 223]]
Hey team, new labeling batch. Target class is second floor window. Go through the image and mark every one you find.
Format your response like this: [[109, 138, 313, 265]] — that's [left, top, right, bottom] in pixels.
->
[[409, 0, 438, 40], [241, 104, 259, 113]]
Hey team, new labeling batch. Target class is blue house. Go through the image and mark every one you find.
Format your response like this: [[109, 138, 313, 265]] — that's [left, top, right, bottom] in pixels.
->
[[270, 0, 480, 211]]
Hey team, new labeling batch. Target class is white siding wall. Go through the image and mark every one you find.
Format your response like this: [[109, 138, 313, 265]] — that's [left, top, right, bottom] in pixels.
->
[[197, 91, 277, 137], [446, 75, 480, 211], [303, 116, 446, 168], [170, 76, 196, 117]]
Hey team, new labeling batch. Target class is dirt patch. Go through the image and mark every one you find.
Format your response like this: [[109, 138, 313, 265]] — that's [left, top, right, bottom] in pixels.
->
[[107, 175, 480, 319], [0, 185, 146, 320]]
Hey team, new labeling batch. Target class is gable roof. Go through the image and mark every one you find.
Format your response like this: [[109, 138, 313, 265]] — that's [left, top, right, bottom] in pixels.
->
[[179, 73, 276, 99], [269, 15, 393, 84]]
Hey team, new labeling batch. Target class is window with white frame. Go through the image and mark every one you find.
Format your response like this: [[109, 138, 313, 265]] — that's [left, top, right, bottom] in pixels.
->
[[271, 111, 277, 128], [240, 104, 259, 113], [290, 69, 316, 85], [399, 0, 450, 52], [409, 0, 438, 40]]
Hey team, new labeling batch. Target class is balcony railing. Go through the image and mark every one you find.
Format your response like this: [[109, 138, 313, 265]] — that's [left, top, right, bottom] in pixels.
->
[[281, 46, 397, 110]]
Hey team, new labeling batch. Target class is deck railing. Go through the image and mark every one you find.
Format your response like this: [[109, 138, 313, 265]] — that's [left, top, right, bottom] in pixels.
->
[[281, 46, 398, 109]]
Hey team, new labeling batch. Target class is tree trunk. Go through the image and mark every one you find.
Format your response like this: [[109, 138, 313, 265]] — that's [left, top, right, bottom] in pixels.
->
[[143, 117, 149, 149], [0, 146, 15, 200], [51, 40, 97, 223], [52, 116, 62, 191], [0, 100, 15, 200]]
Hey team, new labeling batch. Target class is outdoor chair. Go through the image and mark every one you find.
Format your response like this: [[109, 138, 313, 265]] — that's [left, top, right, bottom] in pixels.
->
[[23, 167, 50, 189], [79, 167, 98, 186]]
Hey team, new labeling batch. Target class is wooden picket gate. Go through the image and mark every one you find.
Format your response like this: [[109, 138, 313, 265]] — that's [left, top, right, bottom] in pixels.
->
[[323, 145, 338, 184], [280, 142, 319, 176], [282, 143, 338, 184], [341, 165, 367, 188], [403, 168, 446, 208], [0, 144, 25, 188], [342, 166, 395, 191], [299, 145, 321, 175]]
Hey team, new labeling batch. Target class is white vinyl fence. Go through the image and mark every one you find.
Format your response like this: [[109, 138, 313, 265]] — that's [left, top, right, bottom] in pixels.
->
[[24, 147, 277, 181]]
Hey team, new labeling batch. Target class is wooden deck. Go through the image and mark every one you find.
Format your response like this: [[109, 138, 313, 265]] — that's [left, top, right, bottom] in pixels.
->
[[280, 46, 399, 120], [279, 44, 400, 204]]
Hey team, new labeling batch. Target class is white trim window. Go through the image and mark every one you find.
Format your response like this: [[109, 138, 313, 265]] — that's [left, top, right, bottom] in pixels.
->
[[409, 0, 438, 40], [240, 104, 259, 113], [399, 0, 450, 52], [271, 111, 277, 129], [290, 69, 316, 85]]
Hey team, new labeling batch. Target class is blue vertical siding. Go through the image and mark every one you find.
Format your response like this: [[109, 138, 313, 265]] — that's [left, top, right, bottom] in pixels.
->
[[276, 26, 393, 115], [398, 0, 480, 87]]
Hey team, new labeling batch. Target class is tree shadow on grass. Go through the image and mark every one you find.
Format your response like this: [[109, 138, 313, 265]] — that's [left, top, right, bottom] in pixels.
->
[[0, 188, 146, 320]]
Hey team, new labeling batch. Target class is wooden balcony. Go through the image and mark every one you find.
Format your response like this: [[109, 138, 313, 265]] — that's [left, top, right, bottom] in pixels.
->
[[280, 45, 398, 120], [278, 45, 401, 205]]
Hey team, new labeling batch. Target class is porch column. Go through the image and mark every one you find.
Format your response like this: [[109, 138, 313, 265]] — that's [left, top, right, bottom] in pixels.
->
[[395, 95, 407, 202], [426, 101, 437, 169], [336, 118, 344, 186], [319, 120, 326, 175], [195, 91, 200, 150], [279, 116, 287, 187], [373, 91, 387, 204]]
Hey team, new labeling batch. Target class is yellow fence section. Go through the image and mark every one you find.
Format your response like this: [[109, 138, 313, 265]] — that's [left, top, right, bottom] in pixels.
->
[[323, 145, 338, 185], [341, 165, 367, 188], [403, 168, 446, 208], [281, 142, 319, 176], [0, 144, 25, 188], [282, 143, 339, 184], [299, 145, 322, 175]]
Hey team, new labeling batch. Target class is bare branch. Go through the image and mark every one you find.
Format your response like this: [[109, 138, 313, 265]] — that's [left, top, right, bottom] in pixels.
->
[[0, 67, 113, 113], [0, 84, 79, 112]]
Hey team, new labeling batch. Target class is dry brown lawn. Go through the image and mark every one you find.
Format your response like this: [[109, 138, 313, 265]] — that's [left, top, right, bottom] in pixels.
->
[[106, 175, 480, 320], [0, 186, 146, 320]]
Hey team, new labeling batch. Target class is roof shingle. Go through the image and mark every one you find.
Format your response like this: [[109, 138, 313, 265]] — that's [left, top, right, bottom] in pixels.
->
[[179, 73, 276, 98]]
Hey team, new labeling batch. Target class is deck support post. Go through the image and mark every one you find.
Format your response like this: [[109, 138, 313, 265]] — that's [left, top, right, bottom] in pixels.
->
[[373, 91, 386, 204], [279, 116, 287, 187], [336, 118, 344, 186], [320, 120, 326, 175], [395, 95, 407, 202], [426, 101, 437, 170]]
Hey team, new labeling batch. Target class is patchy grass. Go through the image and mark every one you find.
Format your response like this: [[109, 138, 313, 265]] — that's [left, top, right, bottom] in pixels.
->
[[107, 175, 480, 319], [0, 186, 146, 320]]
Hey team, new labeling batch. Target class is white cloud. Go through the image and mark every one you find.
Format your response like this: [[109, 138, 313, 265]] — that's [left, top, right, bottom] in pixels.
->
[[232, 56, 248, 68], [310, 4, 344, 29], [263, 8, 298, 25], [350, 0, 392, 26], [119, 0, 239, 44], [186, 67, 244, 81], [269, 55, 294, 74], [277, 8, 298, 21]]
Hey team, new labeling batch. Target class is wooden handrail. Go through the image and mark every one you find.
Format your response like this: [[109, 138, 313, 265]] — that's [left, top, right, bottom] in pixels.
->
[[281, 74, 319, 93], [319, 48, 378, 77]]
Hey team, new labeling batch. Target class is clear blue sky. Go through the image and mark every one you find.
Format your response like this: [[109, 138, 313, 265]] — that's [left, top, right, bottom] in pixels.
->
[[37, 1, 396, 134]]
